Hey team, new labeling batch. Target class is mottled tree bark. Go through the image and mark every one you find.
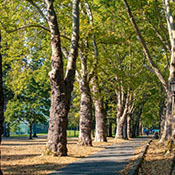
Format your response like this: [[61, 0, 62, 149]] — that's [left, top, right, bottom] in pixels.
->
[[160, 97, 172, 142], [0, 31, 4, 142], [91, 77, 107, 142], [78, 53, 92, 146], [127, 115, 131, 139], [78, 84, 92, 145], [115, 91, 129, 139], [0, 30, 4, 175], [45, 0, 79, 156], [164, 0, 175, 144], [84, 1, 107, 142], [116, 118, 123, 139], [93, 98, 107, 142]]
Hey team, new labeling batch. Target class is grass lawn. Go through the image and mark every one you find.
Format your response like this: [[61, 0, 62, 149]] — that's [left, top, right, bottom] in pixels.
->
[[10, 130, 79, 138], [1, 136, 127, 175]]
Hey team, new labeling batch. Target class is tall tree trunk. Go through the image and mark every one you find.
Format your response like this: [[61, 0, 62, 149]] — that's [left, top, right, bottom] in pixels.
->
[[123, 118, 128, 139], [78, 81, 92, 146], [131, 106, 143, 138], [160, 97, 172, 142], [29, 123, 32, 140], [45, 0, 79, 156], [108, 121, 112, 137], [116, 114, 124, 139], [0, 29, 4, 175], [91, 77, 107, 142], [139, 123, 143, 136], [115, 91, 129, 139], [136, 118, 140, 137], [84, 1, 107, 142], [0, 31, 4, 143], [33, 115, 37, 137], [7, 123, 10, 137], [158, 95, 165, 136], [94, 98, 107, 142], [164, 0, 175, 144], [127, 115, 131, 139], [78, 53, 92, 146]]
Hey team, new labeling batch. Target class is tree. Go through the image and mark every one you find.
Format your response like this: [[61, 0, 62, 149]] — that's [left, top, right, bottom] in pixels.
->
[[84, 1, 107, 142], [45, 0, 80, 156], [122, 0, 175, 144], [0, 29, 4, 175], [5, 98, 47, 139], [76, 50, 93, 146], [0, 30, 4, 143]]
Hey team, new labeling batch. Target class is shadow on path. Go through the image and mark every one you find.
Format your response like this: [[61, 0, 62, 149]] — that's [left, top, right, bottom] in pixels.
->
[[49, 137, 150, 175]]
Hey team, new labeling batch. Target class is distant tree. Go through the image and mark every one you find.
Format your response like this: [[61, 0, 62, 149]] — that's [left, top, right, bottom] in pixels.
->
[[5, 98, 47, 139]]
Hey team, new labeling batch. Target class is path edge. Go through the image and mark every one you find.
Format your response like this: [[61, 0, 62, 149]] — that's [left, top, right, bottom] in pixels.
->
[[128, 139, 152, 175]]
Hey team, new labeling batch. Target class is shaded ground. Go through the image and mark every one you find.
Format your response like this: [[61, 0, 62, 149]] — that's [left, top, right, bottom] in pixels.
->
[[50, 137, 149, 175], [0, 136, 129, 175], [138, 140, 174, 175]]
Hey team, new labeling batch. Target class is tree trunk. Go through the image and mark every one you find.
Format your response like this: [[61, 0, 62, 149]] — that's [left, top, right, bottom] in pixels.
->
[[3, 122, 10, 137], [45, 0, 79, 156], [131, 121, 136, 138], [29, 123, 32, 139], [127, 115, 131, 139], [136, 119, 140, 137], [108, 121, 112, 137], [159, 95, 165, 136], [0, 29, 4, 175], [91, 77, 107, 142], [115, 91, 129, 139], [116, 118, 125, 139], [78, 51, 93, 146], [33, 115, 37, 137], [131, 106, 143, 138], [139, 123, 143, 136], [0, 30, 4, 143], [78, 80, 92, 146], [7, 123, 10, 137], [94, 99, 107, 142], [164, 0, 175, 144], [160, 96, 172, 142], [123, 118, 128, 139], [83, 1, 107, 142]]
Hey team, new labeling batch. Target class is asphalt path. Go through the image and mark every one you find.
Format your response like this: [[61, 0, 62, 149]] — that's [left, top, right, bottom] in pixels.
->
[[49, 137, 150, 175]]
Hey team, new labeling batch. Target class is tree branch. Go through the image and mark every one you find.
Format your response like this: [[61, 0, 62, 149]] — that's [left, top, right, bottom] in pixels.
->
[[6, 24, 50, 33], [123, 0, 169, 95], [154, 0, 171, 53], [26, 0, 48, 23], [64, 0, 80, 85]]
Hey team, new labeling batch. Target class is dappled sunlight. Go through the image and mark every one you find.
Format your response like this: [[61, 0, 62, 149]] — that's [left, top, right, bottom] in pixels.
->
[[138, 140, 173, 175], [1, 137, 125, 174]]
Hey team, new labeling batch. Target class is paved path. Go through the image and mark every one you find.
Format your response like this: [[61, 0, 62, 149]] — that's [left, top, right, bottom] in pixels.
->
[[49, 137, 150, 175]]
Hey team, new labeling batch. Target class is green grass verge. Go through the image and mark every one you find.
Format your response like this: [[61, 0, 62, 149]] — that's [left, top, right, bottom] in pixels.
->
[[8, 130, 79, 138]]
